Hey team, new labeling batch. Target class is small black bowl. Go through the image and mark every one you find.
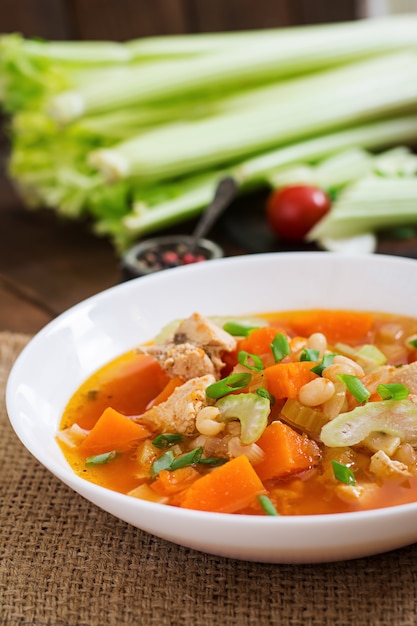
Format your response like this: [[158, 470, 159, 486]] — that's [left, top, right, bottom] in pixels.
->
[[121, 235, 224, 280]]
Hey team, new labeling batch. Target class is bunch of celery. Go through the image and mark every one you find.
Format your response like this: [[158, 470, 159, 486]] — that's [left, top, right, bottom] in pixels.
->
[[1, 14, 417, 253]]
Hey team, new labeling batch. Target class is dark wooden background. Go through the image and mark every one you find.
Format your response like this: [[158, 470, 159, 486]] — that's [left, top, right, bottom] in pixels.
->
[[1, 0, 357, 40], [0, 0, 366, 335]]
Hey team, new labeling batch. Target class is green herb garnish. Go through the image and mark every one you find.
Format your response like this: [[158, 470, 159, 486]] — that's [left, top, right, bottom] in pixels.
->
[[256, 387, 275, 405], [85, 450, 117, 466], [206, 372, 252, 399], [257, 494, 280, 516], [151, 450, 175, 477], [376, 383, 409, 401], [223, 321, 259, 337], [270, 332, 290, 363], [197, 456, 229, 467], [337, 374, 370, 404], [170, 447, 203, 470], [310, 353, 336, 376], [332, 460, 356, 485], [238, 350, 264, 372], [152, 433, 185, 449], [300, 348, 320, 362]]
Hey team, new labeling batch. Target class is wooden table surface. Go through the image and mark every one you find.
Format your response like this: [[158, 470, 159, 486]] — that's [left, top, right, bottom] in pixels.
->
[[2, 151, 417, 336]]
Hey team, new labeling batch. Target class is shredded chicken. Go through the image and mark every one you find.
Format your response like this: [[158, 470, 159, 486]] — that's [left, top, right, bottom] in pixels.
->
[[140, 342, 215, 379], [140, 374, 215, 434], [389, 361, 417, 394], [137, 312, 236, 380], [369, 449, 411, 480]]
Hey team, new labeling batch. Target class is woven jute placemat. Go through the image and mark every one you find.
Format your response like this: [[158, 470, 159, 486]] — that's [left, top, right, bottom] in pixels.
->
[[1, 331, 417, 626]]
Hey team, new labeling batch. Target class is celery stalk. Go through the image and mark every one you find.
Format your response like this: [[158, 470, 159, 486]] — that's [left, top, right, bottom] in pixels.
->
[[89, 53, 417, 183], [120, 116, 417, 243], [49, 14, 417, 124], [307, 176, 417, 241]]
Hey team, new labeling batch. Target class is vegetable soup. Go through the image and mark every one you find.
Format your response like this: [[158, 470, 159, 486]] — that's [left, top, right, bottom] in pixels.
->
[[58, 309, 417, 516]]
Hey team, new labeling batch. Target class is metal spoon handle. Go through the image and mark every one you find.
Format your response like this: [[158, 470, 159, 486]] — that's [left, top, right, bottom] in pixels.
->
[[189, 176, 238, 253]]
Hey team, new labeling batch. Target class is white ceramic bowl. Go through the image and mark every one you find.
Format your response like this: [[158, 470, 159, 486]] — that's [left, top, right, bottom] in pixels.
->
[[6, 252, 417, 563]]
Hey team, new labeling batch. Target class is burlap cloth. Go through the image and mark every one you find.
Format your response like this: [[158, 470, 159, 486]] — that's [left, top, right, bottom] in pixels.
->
[[1, 332, 417, 626]]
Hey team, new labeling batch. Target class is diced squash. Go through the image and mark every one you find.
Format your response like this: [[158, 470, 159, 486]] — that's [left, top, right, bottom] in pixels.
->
[[255, 421, 318, 481], [147, 376, 184, 408], [286, 310, 375, 344], [151, 466, 200, 495], [180, 455, 265, 513], [238, 326, 288, 357], [264, 361, 318, 400], [79, 407, 150, 455]]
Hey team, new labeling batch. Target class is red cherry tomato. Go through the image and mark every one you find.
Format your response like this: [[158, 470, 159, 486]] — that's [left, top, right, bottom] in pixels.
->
[[266, 185, 331, 242]]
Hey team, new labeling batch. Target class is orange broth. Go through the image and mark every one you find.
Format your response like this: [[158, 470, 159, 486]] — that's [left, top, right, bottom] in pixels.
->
[[58, 309, 417, 515]]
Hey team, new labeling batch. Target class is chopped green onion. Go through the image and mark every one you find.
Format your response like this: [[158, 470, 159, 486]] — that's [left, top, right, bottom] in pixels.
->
[[256, 387, 275, 405], [409, 338, 417, 348], [270, 332, 290, 363], [332, 459, 356, 485], [198, 456, 229, 467], [152, 433, 185, 449], [170, 447, 203, 470], [206, 372, 252, 399], [257, 494, 279, 516], [151, 450, 175, 477], [376, 383, 409, 401], [337, 373, 370, 403], [238, 350, 264, 372], [85, 450, 117, 466], [300, 348, 320, 362], [223, 321, 259, 337], [310, 353, 335, 376]]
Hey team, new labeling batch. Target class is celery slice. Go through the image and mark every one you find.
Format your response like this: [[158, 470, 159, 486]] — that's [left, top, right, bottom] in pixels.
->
[[281, 398, 329, 441], [215, 393, 270, 444], [320, 399, 417, 447]]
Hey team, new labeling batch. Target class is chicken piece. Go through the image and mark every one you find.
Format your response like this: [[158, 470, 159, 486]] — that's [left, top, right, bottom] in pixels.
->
[[389, 361, 417, 394], [138, 313, 237, 380], [173, 312, 236, 355], [140, 343, 216, 379], [369, 449, 411, 480], [141, 374, 215, 434]]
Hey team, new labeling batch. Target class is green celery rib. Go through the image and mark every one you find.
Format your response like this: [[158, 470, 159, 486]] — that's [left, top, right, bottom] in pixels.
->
[[125, 14, 417, 59], [238, 115, 417, 183], [48, 15, 417, 124], [118, 115, 417, 242], [307, 177, 417, 240], [19, 37, 131, 64], [88, 53, 417, 182]]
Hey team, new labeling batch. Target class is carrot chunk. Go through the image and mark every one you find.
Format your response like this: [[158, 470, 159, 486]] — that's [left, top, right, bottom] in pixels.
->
[[286, 309, 374, 344], [238, 326, 288, 357], [264, 361, 318, 400], [255, 421, 318, 481], [79, 407, 150, 455], [180, 455, 266, 513], [151, 466, 200, 496], [147, 376, 184, 408]]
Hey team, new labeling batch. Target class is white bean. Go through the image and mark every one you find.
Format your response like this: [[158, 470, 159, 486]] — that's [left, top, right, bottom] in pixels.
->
[[306, 332, 327, 356], [196, 406, 224, 436], [332, 354, 365, 377], [298, 378, 335, 407], [322, 362, 356, 383]]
